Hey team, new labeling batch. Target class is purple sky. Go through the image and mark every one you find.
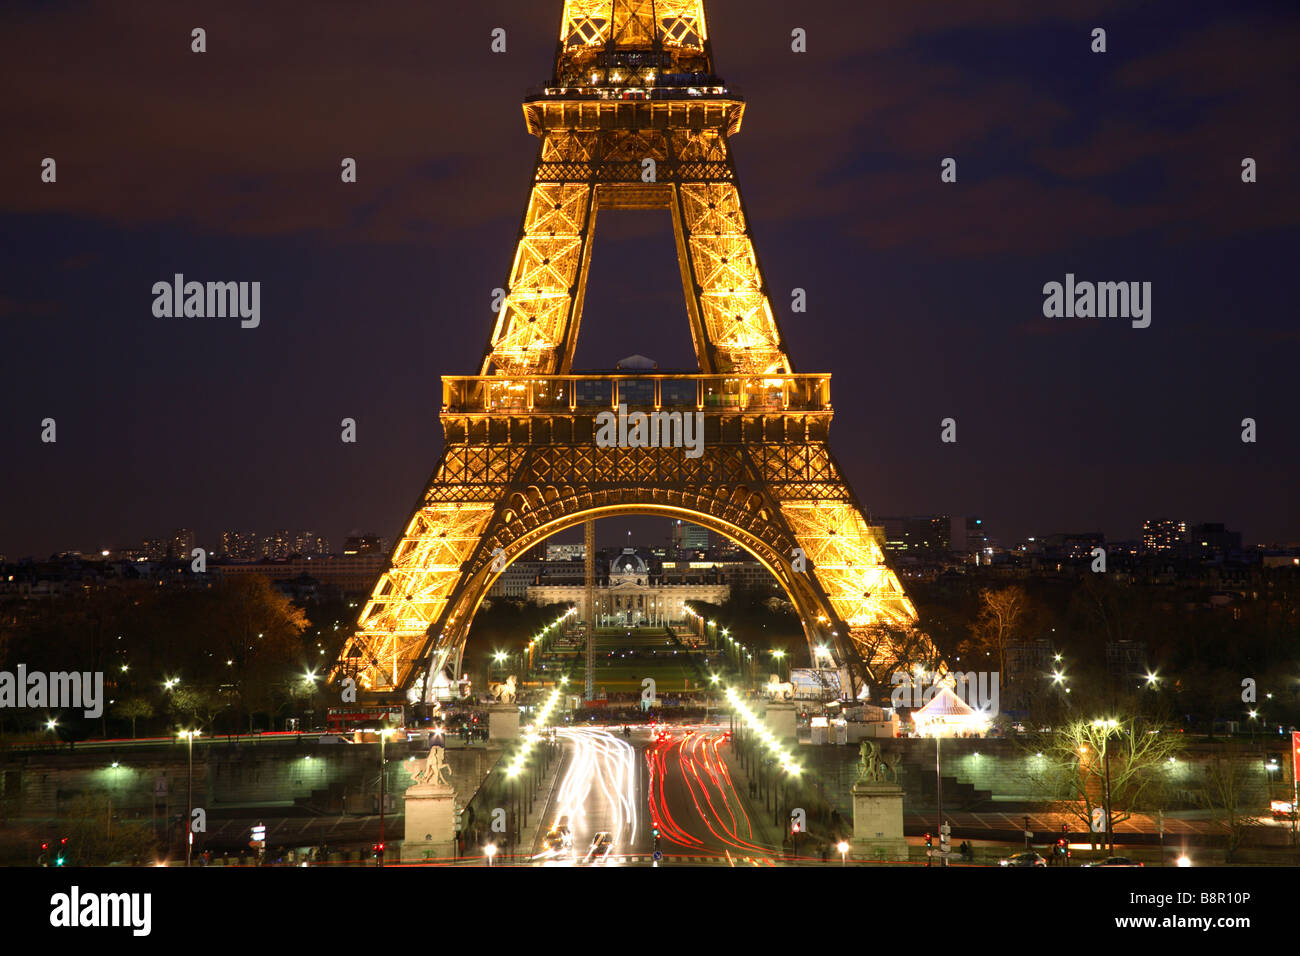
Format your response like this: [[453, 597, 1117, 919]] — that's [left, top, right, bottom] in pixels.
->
[[1, 0, 1297, 558]]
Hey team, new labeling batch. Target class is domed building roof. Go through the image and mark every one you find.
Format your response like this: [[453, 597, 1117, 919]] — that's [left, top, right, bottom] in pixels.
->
[[610, 550, 649, 577]]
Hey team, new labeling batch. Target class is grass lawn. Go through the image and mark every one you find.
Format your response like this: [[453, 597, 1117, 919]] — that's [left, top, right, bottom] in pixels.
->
[[541, 627, 713, 694]]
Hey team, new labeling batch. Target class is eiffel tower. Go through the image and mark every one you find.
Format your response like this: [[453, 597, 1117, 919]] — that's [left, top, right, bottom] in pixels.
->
[[335, 0, 924, 700]]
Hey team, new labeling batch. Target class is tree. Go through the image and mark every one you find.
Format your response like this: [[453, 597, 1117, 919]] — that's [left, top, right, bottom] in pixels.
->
[[1197, 745, 1266, 862], [165, 686, 224, 734], [112, 697, 154, 738], [202, 576, 309, 732], [848, 622, 943, 698], [60, 794, 160, 866], [961, 586, 1029, 678], [1027, 715, 1184, 853]]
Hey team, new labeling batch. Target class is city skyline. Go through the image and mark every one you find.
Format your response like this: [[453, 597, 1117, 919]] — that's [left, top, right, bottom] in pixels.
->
[[10, 511, 1287, 565]]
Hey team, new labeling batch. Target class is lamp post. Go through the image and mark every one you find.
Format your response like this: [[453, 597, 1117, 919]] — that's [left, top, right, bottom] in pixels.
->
[[378, 727, 394, 867], [179, 729, 199, 866], [485, 842, 497, 867], [935, 731, 944, 867], [837, 840, 849, 866], [771, 649, 786, 683], [1092, 718, 1119, 855]]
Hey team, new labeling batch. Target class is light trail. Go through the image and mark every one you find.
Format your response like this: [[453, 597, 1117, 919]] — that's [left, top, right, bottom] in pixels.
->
[[541, 727, 640, 865], [647, 728, 776, 862]]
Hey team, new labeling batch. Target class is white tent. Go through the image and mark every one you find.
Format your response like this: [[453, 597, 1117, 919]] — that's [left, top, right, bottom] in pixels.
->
[[911, 685, 989, 737]]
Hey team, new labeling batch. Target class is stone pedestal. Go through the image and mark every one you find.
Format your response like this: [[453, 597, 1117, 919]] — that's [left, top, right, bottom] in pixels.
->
[[402, 783, 457, 863], [763, 701, 797, 741], [488, 702, 520, 742], [851, 781, 908, 862]]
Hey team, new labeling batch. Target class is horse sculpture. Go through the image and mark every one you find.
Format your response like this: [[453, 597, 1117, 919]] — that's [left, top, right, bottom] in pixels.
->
[[765, 674, 795, 700], [413, 743, 453, 789], [857, 740, 899, 784], [488, 674, 517, 703]]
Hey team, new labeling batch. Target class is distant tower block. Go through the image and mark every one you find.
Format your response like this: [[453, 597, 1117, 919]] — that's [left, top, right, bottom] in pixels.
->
[[334, 0, 925, 701]]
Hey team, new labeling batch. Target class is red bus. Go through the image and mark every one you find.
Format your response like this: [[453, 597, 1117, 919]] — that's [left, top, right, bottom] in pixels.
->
[[326, 705, 405, 733]]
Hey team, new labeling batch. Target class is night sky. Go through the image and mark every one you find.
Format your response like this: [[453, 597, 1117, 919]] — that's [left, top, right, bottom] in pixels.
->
[[2, 0, 1297, 559]]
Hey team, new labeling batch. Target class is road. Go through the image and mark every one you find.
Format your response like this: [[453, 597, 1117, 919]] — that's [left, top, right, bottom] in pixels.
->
[[533, 726, 648, 865], [647, 726, 778, 865], [530, 724, 777, 866]]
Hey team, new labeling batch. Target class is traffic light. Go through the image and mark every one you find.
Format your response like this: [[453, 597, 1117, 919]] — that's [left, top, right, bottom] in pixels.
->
[[925, 833, 932, 848]]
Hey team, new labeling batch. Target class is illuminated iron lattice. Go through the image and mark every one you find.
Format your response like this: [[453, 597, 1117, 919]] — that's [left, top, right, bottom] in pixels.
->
[[335, 0, 927, 698]]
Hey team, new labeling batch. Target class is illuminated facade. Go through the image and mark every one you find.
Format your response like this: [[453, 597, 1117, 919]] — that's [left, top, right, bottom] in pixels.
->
[[527, 550, 728, 625], [1142, 518, 1186, 553], [334, 0, 924, 698]]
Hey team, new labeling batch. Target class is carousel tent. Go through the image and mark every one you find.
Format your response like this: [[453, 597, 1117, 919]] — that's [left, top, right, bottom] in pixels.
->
[[910, 684, 989, 737]]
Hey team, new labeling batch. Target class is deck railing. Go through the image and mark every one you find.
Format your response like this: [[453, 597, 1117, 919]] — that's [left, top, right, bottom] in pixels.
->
[[442, 374, 830, 415]]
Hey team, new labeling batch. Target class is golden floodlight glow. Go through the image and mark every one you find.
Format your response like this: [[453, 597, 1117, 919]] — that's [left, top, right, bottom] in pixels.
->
[[725, 686, 800, 775], [506, 688, 562, 778]]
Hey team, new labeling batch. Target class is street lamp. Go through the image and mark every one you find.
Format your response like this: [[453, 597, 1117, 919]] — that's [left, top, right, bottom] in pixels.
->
[[1091, 718, 1119, 854], [484, 841, 497, 867], [837, 840, 849, 866], [178, 729, 200, 866], [771, 649, 786, 682], [377, 727, 395, 867]]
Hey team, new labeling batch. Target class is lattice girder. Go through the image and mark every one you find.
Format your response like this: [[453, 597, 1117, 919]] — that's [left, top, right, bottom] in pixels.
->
[[559, 1, 708, 69], [336, 416, 919, 695], [337, 1, 922, 698]]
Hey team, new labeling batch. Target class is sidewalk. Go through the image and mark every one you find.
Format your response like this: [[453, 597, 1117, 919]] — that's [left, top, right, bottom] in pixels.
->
[[716, 740, 789, 852], [510, 742, 569, 863]]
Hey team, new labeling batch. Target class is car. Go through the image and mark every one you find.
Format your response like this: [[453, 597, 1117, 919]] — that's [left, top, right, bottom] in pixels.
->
[[541, 815, 573, 853], [1084, 857, 1143, 867], [582, 831, 614, 864], [999, 851, 1047, 867]]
